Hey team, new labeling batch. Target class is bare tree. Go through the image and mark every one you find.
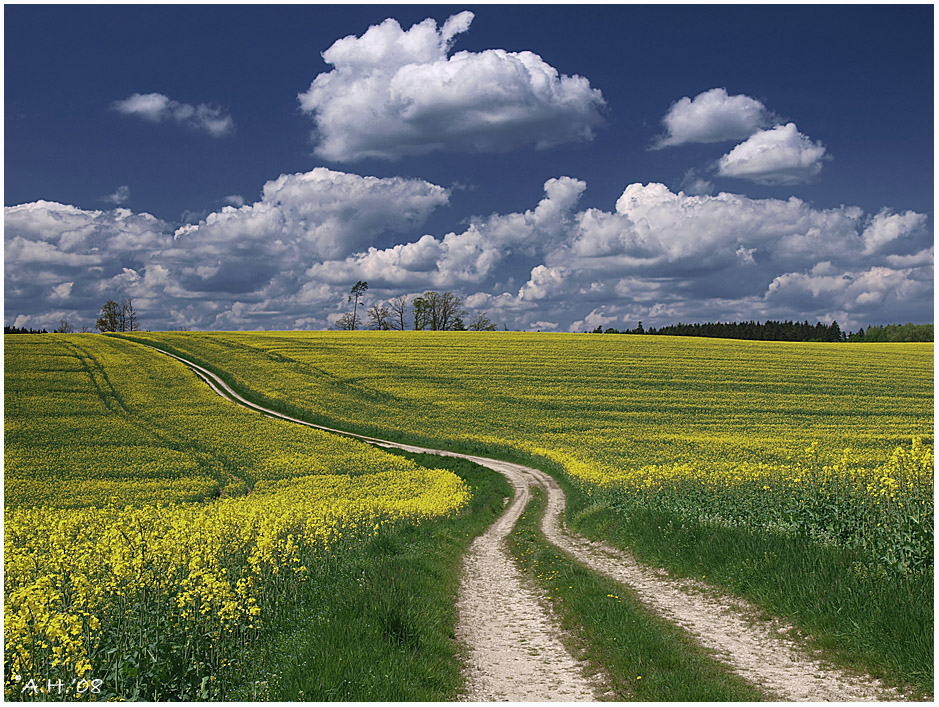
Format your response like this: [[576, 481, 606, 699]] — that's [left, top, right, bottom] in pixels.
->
[[122, 298, 140, 332], [348, 281, 368, 331], [367, 304, 391, 330], [434, 291, 464, 330], [388, 295, 409, 330], [54, 318, 75, 334], [468, 311, 497, 331], [334, 312, 359, 330]]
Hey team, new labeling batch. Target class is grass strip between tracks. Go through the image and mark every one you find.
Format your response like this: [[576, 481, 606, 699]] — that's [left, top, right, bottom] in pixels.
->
[[227, 451, 511, 701], [508, 486, 769, 702]]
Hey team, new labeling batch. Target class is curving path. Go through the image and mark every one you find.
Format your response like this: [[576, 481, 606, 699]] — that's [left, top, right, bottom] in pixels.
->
[[149, 346, 600, 700], [144, 343, 904, 702]]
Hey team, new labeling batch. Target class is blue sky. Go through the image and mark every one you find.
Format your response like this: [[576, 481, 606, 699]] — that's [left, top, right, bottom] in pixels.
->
[[5, 4, 934, 332]]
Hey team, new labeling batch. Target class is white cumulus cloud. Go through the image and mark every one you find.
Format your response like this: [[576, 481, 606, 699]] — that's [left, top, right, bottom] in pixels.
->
[[861, 208, 928, 254], [298, 12, 606, 161], [113, 92, 235, 137], [655, 88, 770, 148], [4, 201, 173, 329], [518, 265, 570, 301], [180, 167, 449, 259], [716, 123, 827, 185], [766, 263, 932, 317]]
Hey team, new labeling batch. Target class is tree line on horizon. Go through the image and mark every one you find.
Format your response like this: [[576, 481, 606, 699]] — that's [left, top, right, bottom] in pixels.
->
[[592, 319, 933, 343], [4, 298, 142, 336], [333, 282, 498, 332]]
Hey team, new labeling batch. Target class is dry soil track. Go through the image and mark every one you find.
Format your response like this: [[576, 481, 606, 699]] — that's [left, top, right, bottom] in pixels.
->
[[144, 343, 905, 702]]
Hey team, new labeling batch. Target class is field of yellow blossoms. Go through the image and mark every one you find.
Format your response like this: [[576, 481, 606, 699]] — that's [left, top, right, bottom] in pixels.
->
[[128, 330, 933, 578], [6, 330, 932, 699], [4, 335, 469, 700]]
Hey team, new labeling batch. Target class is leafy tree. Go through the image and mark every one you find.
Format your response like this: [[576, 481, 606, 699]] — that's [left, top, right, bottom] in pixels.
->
[[4, 325, 49, 334], [412, 294, 430, 330], [96, 298, 140, 333], [96, 300, 122, 332], [348, 281, 368, 331], [648, 319, 853, 342], [412, 291, 465, 331]]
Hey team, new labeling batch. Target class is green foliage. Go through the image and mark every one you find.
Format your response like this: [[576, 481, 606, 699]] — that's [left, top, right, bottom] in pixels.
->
[[848, 323, 933, 342]]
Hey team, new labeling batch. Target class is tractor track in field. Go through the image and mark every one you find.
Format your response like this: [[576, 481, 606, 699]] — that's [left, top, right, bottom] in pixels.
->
[[140, 342, 907, 702]]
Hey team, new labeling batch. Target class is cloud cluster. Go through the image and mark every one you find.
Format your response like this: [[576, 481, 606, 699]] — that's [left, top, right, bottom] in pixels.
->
[[6, 173, 931, 333], [656, 88, 829, 186], [167, 168, 450, 310], [861, 209, 928, 255], [113, 92, 235, 137], [5, 168, 451, 331], [306, 175, 586, 289], [298, 12, 606, 161], [519, 182, 929, 329], [655, 88, 770, 148], [5, 200, 173, 329]]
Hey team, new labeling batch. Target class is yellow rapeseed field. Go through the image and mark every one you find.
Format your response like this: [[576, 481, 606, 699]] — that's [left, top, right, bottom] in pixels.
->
[[128, 331, 933, 575], [4, 335, 468, 699]]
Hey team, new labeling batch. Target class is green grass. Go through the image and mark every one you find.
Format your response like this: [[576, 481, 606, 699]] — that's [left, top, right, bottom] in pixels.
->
[[508, 487, 768, 701], [227, 451, 511, 701], [559, 474, 934, 699]]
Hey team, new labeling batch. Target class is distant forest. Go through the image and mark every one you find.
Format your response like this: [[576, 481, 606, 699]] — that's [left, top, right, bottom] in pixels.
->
[[844, 323, 933, 343], [595, 320, 933, 343], [4, 326, 51, 334]]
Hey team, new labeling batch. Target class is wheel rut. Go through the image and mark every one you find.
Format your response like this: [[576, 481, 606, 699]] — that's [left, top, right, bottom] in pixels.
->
[[452, 454, 598, 700], [138, 341, 910, 702]]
